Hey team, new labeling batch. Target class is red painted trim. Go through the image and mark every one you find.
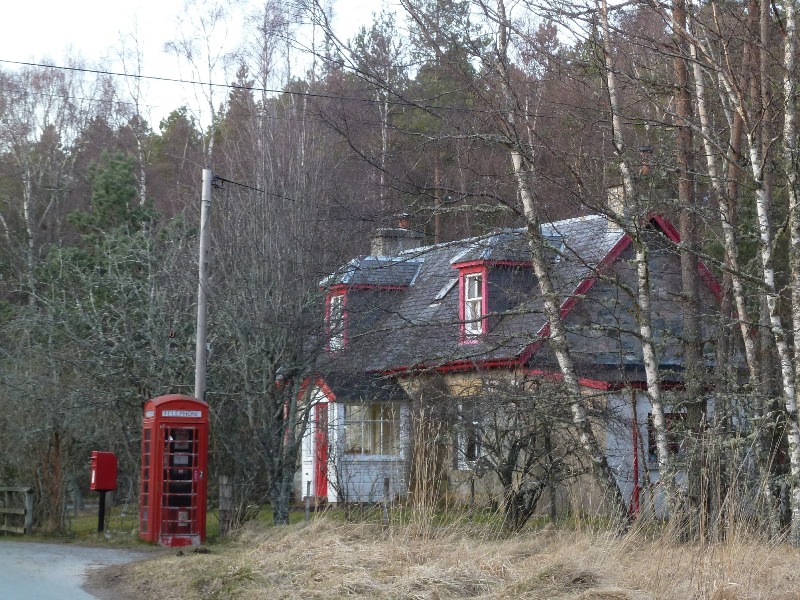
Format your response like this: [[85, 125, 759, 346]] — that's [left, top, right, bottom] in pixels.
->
[[651, 214, 681, 242], [697, 263, 723, 301], [325, 282, 410, 293], [379, 356, 522, 376], [313, 378, 337, 402], [333, 283, 409, 291], [525, 368, 612, 390], [313, 402, 329, 498], [519, 214, 723, 362], [523, 368, 689, 391], [452, 259, 532, 269], [298, 377, 335, 500], [650, 215, 722, 301], [517, 340, 545, 365]]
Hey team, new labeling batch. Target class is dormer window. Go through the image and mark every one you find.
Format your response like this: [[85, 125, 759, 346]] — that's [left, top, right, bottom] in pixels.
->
[[464, 273, 483, 334], [459, 267, 488, 339], [327, 291, 346, 351]]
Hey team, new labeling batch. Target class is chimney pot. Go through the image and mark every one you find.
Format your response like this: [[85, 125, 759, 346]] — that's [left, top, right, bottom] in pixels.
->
[[370, 214, 424, 256]]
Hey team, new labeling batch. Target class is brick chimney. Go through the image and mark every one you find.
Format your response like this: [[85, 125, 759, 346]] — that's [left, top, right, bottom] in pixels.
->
[[370, 214, 425, 256]]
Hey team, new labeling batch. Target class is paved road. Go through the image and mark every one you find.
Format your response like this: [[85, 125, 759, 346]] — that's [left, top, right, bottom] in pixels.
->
[[0, 541, 147, 599]]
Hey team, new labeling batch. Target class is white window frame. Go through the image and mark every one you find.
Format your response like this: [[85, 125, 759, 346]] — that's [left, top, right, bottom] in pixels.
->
[[343, 402, 401, 456], [328, 293, 345, 351], [464, 272, 484, 336], [456, 401, 482, 470]]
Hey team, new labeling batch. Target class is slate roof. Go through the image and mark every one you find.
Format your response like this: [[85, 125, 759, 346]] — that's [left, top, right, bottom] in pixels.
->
[[319, 372, 409, 402], [321, 256, 423, 288], [317, 214, 632, 375]]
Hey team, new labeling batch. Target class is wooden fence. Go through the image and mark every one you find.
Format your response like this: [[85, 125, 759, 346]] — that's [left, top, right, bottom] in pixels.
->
[[0, 487, 33, 535]]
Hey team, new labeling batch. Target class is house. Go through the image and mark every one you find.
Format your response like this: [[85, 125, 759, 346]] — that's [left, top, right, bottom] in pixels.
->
[[301, 213, 725, 515]]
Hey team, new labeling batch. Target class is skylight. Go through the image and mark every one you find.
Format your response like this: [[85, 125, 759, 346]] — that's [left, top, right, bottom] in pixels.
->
[[433, 277, 458, 302], [544, 234, 566, 263]]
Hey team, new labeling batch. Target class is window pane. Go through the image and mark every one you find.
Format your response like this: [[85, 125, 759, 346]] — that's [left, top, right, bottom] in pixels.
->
[[466, 299, 481, 321], [344, 404, 367, 453], [466, 274, 482, 300], [457, 401, 481, 467], [464, 274, 484, 336], [344, 402, 400, 455], [329, 294, 345, 350], [465, 299, 483, 334]]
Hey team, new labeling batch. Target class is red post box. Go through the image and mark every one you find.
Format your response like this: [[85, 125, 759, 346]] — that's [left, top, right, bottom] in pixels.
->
[[90, 451, 118, 491], [139, 394, 209, 547]]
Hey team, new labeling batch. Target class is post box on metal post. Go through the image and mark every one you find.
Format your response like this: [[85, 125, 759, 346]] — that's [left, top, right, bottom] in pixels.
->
[[90, 451, 118, 532]]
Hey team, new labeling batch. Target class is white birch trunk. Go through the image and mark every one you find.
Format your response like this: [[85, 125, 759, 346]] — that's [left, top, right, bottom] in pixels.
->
[[599, 0, 675, 507], [136, 135, 148, 207], [22, 164, 36, 307], [781, 0, 800, 545], [690, 45, 759, 384], [494, 0, 629, 524], [700, 1, 800, 539]]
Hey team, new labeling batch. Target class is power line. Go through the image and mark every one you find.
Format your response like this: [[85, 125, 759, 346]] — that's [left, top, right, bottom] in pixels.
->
[[0, 59, 265, 93], [0, 57, 549, 118], [0, 58, 405, 108], [212, 174, 264, 194]]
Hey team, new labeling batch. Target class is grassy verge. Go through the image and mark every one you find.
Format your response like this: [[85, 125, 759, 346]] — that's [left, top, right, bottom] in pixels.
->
[[84, 511, 800, 600]]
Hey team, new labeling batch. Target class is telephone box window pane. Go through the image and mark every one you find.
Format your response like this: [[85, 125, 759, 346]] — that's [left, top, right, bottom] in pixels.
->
[[163, 427, 197, 509]]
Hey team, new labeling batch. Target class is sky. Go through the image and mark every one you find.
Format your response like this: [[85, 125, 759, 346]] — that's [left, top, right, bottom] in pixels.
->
[[0, 0, 384, 128]]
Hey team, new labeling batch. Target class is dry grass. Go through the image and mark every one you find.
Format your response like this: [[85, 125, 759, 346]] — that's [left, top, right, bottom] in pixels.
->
[[89, 516, 800, 600]]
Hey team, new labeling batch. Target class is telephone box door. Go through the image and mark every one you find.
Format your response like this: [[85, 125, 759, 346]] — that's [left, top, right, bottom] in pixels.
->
[[160, 425, 205, 544]]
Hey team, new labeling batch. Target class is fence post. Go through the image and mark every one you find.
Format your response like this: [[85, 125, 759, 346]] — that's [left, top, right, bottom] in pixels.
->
[[0, 487, 34, 535], [219, 475, 232, 535], [24, 490, 32, 535], [305, 481, 311, 523]]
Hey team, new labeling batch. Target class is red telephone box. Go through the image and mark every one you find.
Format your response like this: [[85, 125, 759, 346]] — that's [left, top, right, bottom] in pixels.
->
[[139, 394, 208, 547]]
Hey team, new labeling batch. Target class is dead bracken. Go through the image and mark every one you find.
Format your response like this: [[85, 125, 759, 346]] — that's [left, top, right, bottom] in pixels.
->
[[86, 517, 800, 600]]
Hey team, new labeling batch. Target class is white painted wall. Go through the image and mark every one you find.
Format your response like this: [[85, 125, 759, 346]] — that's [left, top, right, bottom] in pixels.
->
[[301, 390, 409, 504], [605, 390, 668, 517], [337, 402, 409, 503]]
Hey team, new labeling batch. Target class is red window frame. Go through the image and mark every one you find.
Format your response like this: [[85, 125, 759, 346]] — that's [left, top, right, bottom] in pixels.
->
[[326, 288, 347, 352], [458, 265, 488, 341]]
